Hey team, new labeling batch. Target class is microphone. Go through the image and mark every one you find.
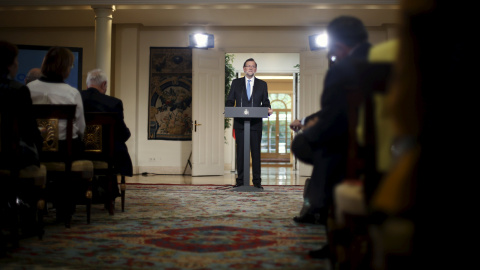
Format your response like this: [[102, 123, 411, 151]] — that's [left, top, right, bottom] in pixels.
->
[[251, 85, 253, 107], [240, 84, 243, 107]]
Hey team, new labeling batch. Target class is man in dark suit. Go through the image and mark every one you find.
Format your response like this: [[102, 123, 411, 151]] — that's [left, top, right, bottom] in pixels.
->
[[1, 41, 43, 170], [291, 16, 371, 259], [291, 16, 371, 227], [81, 69, 133, 198], [226, 58, 272, 189]]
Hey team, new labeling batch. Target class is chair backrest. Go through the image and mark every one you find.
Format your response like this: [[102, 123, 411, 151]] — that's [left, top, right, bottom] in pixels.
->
[[83, 112, 117, 169], [0, 111, 21, 172], [0, 111, 10, 170], [32, 104, 77, 169], [0, 111, 4, 157], [346, 85, 365, 179], [354, 62, 393, 203], [359, 63, 392, 171]]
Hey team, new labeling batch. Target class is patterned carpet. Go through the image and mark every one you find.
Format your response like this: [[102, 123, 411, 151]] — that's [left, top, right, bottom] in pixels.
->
[[0, 185, 328, 269]]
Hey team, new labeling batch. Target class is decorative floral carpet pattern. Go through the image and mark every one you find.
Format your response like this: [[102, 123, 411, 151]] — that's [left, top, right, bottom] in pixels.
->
[[1, 185, 328, 269]]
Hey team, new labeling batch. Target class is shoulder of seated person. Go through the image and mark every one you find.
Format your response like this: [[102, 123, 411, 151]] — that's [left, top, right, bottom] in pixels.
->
[[8, 79, 25, 90]]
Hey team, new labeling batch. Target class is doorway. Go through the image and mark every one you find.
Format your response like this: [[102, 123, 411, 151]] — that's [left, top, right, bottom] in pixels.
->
[[236, 74, 296, 166], [259, 77, 295, 166]]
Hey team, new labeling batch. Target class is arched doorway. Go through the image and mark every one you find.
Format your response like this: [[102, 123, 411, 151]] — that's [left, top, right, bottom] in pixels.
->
[[261, 93, 293, 165]]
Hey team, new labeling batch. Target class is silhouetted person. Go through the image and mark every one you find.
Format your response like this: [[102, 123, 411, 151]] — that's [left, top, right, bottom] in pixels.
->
[[293, 16, 371, 224], [28, 46, 85, 148], [1, 41, 43, 248], [290, 16, 371, 259], [81, 69, 133, 201], [1, 41, 42, 170], [27, 46, 85, 226]]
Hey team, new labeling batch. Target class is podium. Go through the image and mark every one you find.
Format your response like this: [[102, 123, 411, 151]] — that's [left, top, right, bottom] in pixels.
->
[[225, 107, 268, 192]]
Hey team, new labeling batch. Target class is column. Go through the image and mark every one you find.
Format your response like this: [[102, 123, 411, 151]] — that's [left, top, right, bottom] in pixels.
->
[[92, 5, 115, 95]]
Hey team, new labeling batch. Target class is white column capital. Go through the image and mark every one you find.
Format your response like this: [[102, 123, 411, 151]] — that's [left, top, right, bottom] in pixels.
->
[[91, 5, 115, 18]]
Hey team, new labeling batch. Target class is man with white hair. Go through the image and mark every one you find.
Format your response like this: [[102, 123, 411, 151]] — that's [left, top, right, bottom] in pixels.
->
[[81, 69, 133, 203]]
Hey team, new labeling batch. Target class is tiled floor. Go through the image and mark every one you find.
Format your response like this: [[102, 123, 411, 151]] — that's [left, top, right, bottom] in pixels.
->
[[126, 166, 308, 186]]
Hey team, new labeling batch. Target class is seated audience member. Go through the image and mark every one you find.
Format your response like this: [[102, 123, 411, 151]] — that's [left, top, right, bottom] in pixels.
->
[[24, 67, 42, 85], [289, 16, 371, 260], [27, 46, 85, 155], [81, 69, 133, 200], [291, 16, 371, 224], [27, 47, 86, 226], [1, 41, 43, 244], [0, 40, 42, 170]]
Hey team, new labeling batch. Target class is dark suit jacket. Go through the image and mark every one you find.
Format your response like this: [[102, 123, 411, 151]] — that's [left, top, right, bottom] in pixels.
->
[[1, 76, 43, 169], [81, 88, 133, 176], [291, 42, 371, 210], [301, 42, 372, 154], [225, 77, 271, 131]]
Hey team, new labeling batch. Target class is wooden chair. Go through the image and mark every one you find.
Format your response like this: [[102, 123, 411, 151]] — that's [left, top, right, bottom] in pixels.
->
[[16, 165, 47, 239], [33, 104, 94, 228], [83, 112, 124, 215]]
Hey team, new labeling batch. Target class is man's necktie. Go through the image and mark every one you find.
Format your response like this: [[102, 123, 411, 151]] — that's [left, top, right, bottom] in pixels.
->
[[247, 79, 251, 101]]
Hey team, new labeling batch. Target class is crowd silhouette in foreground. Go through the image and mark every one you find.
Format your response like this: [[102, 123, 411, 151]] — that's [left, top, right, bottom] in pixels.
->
[[290, 0, 472, 269]]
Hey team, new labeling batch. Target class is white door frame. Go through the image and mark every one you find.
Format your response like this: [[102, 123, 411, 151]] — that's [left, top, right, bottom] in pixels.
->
[[297, 50, 329, 176]]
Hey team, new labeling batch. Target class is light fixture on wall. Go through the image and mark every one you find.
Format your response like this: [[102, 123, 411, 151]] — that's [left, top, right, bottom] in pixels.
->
[[308, 33, 328, 51], [189, 33, 214, 49]]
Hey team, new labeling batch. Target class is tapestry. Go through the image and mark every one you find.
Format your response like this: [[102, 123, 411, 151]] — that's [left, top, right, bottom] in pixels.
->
[[148, 47, 192, 140]]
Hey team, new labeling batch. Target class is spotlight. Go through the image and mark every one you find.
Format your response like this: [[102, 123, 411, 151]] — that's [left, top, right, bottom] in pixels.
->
[[309, 33, 328, 51], [189, 33, 214, 49]]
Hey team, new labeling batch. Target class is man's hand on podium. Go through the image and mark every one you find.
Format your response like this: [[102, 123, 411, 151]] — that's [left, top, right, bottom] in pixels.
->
[[268, 108, 273, 116]]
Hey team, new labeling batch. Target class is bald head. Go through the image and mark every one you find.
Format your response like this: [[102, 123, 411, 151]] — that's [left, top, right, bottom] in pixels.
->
[[25, 67, 42, 84]]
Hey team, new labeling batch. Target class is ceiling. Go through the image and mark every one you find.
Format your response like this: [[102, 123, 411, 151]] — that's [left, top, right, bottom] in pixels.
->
[[0, 1, 400, 28]]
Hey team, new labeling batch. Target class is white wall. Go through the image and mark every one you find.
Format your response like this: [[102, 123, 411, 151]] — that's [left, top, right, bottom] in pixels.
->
[[113, 24, 140, 174], [231, 53, 300, 74]]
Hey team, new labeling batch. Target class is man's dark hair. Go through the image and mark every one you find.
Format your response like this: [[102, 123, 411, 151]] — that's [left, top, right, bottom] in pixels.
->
[[243, 58, 257, 68], [327, 16, 368, 47], [0, 40, 18, 76]]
